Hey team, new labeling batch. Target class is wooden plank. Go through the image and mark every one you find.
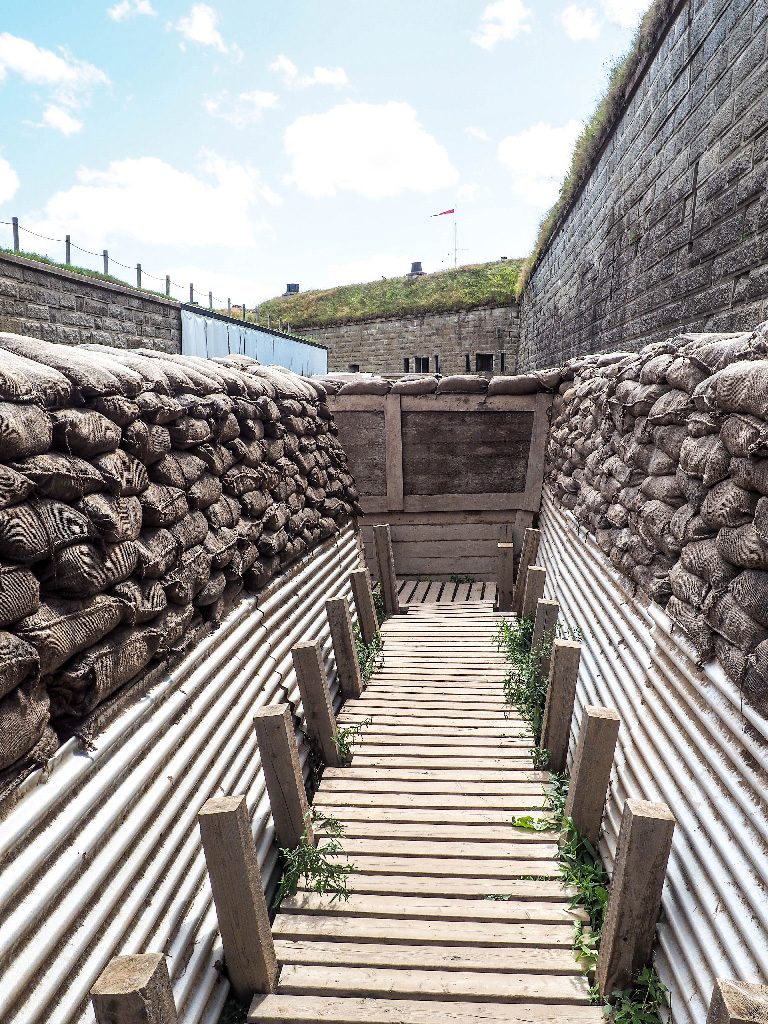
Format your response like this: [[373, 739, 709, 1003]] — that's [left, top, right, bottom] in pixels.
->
[[314, 793, 544, 813], [272, 915, 571, 947], [454, 583, 472, 602], [276, 965, 592, 1003], [354, 746, 532, 759], [384, 393, 404, 512], [331, 854, 560, 878], [318, 821, 553, 840], [279, 892, 575, 923], [338, 838, 559, 860], [319, 778, 545, 795], [249, 994, 604, 1023], [321, 767, 548, 783], [335, 874, 568, 901], [409, 580, 431, 603], [352, 757, 535, 769]]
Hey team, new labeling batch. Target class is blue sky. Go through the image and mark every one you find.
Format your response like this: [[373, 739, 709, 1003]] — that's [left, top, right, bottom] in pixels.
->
[[0, 0, 648, 306]]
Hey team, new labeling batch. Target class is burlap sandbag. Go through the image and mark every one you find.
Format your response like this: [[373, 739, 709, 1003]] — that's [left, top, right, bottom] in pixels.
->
[[681, 539, 740, 588], [0, 498, 96, 562], [194, 571, 227, 607], [91, 395, 140, 427], [666, 597, 714, 660], [44, 541, 138, 598], [714, 635, 748, 684], [730, 457, 768, 496], [258, 528, 288, 557], [112, 579, 167, 625], [263, 502, 290, 532], [240, 490, 270, 518], [122, 421, 172, 465], [149, 452, 206, 490], [77, 493, 143, 543], [676, 470, 709, 509], [222, 465, 264, 498], [153, 603, 196, 655], [161, 545, 212, 604], [205, 495, 240, 530], [701, 481, 758, 528], [203, 526, 238, 569], [730, 570, 768, 627], [640, 475, 685, 506], [0, 631, 39, 700], [744, 639, 768, 703], [15, 595, 123, 674], [688, 410, 721, 436], [0, 564, 39, 627], [687, 334, 760, 373], [0, 676, 52, 772], [139, 484, 189, 527], [665, 356, 709, 392], [229, 438, 265, 468], [647, 389, 693, 426], [134, 528, 178, 579], [705, 593, 768, 651], [50, 625, 162, 719], [680, 435, 720, 477], [718, 524, 768, 569], [135, 392, 182, 424], [391, 375, 440, 395], [0, 464, 34, 510], [10, 452, 103, 502], [719, 414, 768, 456], [702, 359, 768, 417], [93, 449, 149, 496], [651, 425, 687, 461], [51, 408, 121, 457], [0, 401, 52, 460], [169, 511, 209, 552], [669, 562, 709, 608]]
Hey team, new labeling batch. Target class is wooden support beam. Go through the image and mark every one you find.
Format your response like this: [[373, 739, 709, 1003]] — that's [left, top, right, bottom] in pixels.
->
[[349, 568, 379, 645], [254, 704, 312, 851], [327, 596, 364, 699], [520, 565, 547, 620], [596, 799, 676, 997], [564, 706, 620, 845], [540, 639, 581, 774], [495, 543, 515, 612], [372, 524, 400, 616], [531, 599, 559, 676], [91, 953, 178, 1024], [198, 795, 278, 1000], [292, 641, 343, 768], [707, 980, 768, 1023], [512, 528, 541, 614]]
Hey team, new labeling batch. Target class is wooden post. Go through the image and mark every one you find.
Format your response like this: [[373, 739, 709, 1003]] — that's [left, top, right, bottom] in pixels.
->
[[596, 799, 676, 997], [291, 641, 342, 767], [531, 598, 559, 676], [349, 568, 378, 645], [65, 234, 71, 264], [326, 596, 363, 699], [496, 542, 515, 612], [136, 263, 142, 289], [372, 524, 399, 616], [165, 274, 171, 297], [209, 290, 213, 310], [11, 216, 19, 252], [564, 706, 620, 845], [521, 565, 547, 619], [198, 795, 278, 999], [707, 980, 768, 1023], [227, 298, 232, 317], [189, 283, 194, 304], [91, 953, 179, 1024], [540, 638, 581, 773], [254, 704, 312, 850], [512, 527, 541, 613], [103, 250, 109, 275], [242, 302, 246, 321]]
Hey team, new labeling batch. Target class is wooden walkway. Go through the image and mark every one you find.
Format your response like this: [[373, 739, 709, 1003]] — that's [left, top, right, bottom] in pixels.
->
[[250, 600, 600, 1023], [397, 578, 497, 604]]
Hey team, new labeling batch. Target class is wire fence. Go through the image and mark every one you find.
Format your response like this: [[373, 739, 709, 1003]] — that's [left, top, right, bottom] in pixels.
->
[[0, 216, 294, 334]]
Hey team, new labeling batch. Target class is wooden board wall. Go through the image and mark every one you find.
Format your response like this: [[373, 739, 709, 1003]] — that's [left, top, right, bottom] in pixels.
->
[[328, 392, 550, 578]]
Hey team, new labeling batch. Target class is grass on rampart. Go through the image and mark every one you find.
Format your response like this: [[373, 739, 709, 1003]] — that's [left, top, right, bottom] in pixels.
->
[[254, 259, 524, 329], [0, 246, 175, 300]]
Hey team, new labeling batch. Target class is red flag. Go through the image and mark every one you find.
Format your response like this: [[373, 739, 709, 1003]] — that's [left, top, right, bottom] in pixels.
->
[[431, 209, 455, 217]]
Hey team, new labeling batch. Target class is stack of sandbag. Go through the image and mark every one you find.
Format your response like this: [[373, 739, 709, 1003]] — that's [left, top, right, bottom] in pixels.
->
[[0, 335, 361, 778], [318, 366, 570, 397], [547, 325, 768, 706]]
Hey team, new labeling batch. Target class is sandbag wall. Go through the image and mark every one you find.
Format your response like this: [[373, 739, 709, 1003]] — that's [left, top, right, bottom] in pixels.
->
[[547, 323, 768, 710], [0, 333, 360, 782]]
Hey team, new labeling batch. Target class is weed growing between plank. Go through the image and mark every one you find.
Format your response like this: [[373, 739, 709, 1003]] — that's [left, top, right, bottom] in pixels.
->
[[371, 582, 386, 626], [333, 716, 372, 763], [354, 623, 384, 684], [274, 809, 355, 908]]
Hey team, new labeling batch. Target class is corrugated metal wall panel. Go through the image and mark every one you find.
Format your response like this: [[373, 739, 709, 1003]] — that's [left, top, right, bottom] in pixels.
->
[[0, 526, 362, 1024], [539, 491, 768, 1024]]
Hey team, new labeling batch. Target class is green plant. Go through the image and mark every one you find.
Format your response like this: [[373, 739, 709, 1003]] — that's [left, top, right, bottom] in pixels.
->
[[450, 573, 475, 584], [604, 967, 669, 1023], [274, 810, 355, 907], [509, 814, 557, 832], [354, 623, 384, 684], [371, 582, 385, 626], [333, 716, 372, 763]]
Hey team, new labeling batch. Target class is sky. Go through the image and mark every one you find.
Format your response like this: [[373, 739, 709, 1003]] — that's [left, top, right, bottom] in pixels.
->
[[0, 0, 649, 307]]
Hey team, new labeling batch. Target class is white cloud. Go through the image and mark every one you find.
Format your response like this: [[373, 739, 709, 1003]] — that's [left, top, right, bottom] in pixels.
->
[[269, 53, 349, 89], [0, 32, 108, 108], [108, 0, 156, 21], [322, 253, 414, 288], [472, 0, 532, 49], [40, 104, 83, 135], [561, 5, 601, 39], [498, 119, 582, 206], [457, 182, 481, 201], [284, 101, 459, 199], [205, 90, 279, 127], [0, 156, 19, 204], [465, 126, 490, 142], [172, 4, 241, 59], [27, 152, 279, 252], [602, 0, 648, 27]]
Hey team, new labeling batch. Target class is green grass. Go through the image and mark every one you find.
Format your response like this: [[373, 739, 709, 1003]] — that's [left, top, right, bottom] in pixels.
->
[[0, 246, 175, 300], [516, 0, 677, 298], [253, 260, 524, 329]]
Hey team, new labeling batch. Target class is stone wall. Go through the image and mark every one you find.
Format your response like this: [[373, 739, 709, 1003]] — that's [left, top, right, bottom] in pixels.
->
[[519, 0, 768, 371], [0, 251, 181, 351], [306, 304, 521, 376]]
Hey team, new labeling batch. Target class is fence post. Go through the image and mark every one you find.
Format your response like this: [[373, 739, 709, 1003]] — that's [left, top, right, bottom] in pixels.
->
[[136, 263, 142, 289], [208, 290, 213, 310], [11, 216, 19, 252], [564, 705, 620, 844], [254, 704, 311, 850], [326, 596, 363, 699], [227, 298, 232, 317], [65, 234, 71, 264], [496, 542, 515, 612], [198, 795, 279, 999], [103, 250, 109, 276], [165, 274, 170, 297], [540, 638, 581, 772], [91, 953, 179, 1024], [707, 980, 768, 1023], [242, 303, 246, 321], [596, 799, 676, 997], [372, 524, 399, 616], [531, 598, 559, 676], [349, 568, 378, 645], [189, 283, 194, 304], [291, 641, 342, 767], [521, 565, 547, 619], [267, 313, 271, 329], [513, 527, 541, 614]]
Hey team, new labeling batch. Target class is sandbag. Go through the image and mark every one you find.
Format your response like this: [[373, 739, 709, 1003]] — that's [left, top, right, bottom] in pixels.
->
[[77, 493, 143, 543], [161, 545, 212, 604], [169, 511, 209, 551], [149, 452, 206, 489], [730, 458, 768, 496], [486, 374, 539, 396], [718, 524, 768, 569], [731, 570, 768, 627], [91, 395, 140, 427], [435, 375, 487, 395], [203, 526, 238, 569], [135, 392, 182, 424], [714, 636, 748, 684], [701, 481, 758, 528], [705, 593, 768, 651], [167, 416, 211, 448], [719, 414, 768, 456], [240, 490, 270, 518], [258, 528, 289, 556], [222, 465, 263, 497], [0, 564, 40, 627], [10, 452, 104, 501], [0, 498, 95, 562], [681, 539, 740, 588], [745, 639, 768, 703], [205, 495, 240, 530], [0, 401, 52, 460], [646, 389, 693, 426], [0, 464, 34, 510], [15, 595, 123, 674], [134, 528, 178, 579], [194, 571, 226, 607], [93, 449, 149, 496], [704, 359, 768, 417], [0, 632, 39, 700], [112, 580, 167, 625], [188, 472, 222, 511], [391, 375, 440, 395], [666, 597, 714, 660], [669, 562, 709, 608], [43, 541, 138, 598], [51, 408, 121, 457], [0, 676, 52, 772], [122, 421, 172, 465], [139, 484, 189, 527], [153, 603, 196, 655]]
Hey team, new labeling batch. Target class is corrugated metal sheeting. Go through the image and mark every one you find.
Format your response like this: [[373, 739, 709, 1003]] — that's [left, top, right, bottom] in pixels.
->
[[539, 491, 768, 1023], [0, 526, 361, 1024]]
